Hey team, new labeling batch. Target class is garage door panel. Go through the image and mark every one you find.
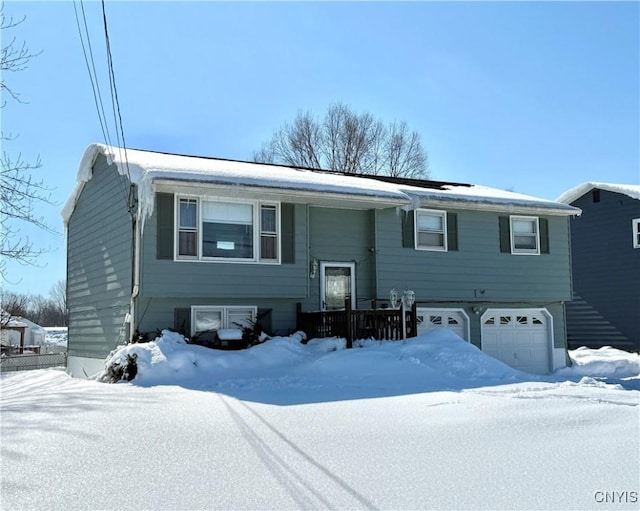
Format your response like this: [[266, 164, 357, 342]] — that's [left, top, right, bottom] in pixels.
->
[[481, 308, 551, 374], [417, 309, 468, 341]]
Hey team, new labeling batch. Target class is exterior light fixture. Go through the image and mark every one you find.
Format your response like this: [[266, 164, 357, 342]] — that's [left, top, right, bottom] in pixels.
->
[[390, 288, 415, 339], [309, 259, 318, 279], [389, 288, 399, 309], [402, 289, 415, 309]]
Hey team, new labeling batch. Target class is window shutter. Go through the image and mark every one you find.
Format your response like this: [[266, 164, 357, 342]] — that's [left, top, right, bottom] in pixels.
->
[[539, 218, 549, 254], [174, 308, 191, 336], [402, 210, 415, 248], [499, 216, 511, 253], [281, 203, 295, 264], [156, 193, 174, 259], [447, 213, 458, 251]]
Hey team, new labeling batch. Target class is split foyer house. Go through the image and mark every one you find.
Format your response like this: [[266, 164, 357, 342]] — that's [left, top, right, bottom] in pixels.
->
[[557, 182, 640, 352], [63, 144, 580, 377]]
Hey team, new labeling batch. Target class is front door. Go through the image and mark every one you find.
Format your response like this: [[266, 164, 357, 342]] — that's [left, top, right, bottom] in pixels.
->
[[320, 262, 356, 311]]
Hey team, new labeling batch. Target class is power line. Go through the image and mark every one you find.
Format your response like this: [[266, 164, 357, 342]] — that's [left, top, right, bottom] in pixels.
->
[[74, 0, 113, 147], [72, 0, 130, 210], [100, 0, 135, 213]]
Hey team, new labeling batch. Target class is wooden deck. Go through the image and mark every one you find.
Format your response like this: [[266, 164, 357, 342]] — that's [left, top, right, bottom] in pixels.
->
[[296, 300, 418, 348]]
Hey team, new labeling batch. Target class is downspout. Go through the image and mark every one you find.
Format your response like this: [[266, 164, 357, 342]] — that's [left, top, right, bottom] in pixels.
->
[[129, 185, 142, 343], [373, 209, 379, 306], [564, 216, 575, 367]]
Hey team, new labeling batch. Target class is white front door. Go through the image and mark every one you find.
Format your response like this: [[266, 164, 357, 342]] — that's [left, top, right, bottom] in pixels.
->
[[320, 262, 356, 311]]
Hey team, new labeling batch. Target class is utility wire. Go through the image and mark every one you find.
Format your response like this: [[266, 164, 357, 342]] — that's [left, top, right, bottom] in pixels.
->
[[100, 0, 135, 213], [72, 0, 130, 209], [73, 0, 111, 145]]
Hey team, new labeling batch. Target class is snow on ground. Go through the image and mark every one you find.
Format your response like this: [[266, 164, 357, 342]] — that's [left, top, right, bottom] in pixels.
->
[[2, 330, 638, 510], [43, 327, 68, 347]]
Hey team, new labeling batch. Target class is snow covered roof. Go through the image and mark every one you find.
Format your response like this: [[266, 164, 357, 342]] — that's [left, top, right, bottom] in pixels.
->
[[556, 182, 640, 205], [62, 144, 578, 225], [4, 319, 27, 328]]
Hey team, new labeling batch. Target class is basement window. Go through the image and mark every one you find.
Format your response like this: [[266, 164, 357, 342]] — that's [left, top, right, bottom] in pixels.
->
[[191, 306, 256, 337]]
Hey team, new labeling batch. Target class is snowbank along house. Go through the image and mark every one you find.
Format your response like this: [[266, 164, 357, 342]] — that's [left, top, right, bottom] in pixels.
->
[[63, 144, 580, 377], [557, 182, 640, 352]]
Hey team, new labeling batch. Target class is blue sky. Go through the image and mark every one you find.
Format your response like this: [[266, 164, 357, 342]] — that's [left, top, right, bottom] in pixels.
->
[[3, 1, 639, 297]]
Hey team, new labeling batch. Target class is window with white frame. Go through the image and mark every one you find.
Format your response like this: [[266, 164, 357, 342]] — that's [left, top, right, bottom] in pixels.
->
[[510, 216, 540, 255], [633, 219, 640, 249], [178, 198, 198, 257], [415, 209, 447, 251], [191, 306, 257, 336], [176, 197, 280, 262]]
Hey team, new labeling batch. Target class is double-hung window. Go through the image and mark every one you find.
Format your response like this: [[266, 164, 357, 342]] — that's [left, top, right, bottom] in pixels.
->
[[633, 219, 640, 249], [176, 197, 280, 263], [415, 209, 447, 251], [178, 199, 198, 257], [510, 216, 540, 255], [260, 205, 278, 261]]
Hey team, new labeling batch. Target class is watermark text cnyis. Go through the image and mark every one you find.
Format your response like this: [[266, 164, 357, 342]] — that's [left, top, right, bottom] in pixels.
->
[[594, 491, 638, 504]]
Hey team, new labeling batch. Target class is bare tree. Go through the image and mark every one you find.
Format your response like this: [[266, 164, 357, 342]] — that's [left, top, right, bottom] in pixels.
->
[[254, 102, 429, 179], [1, 291, 28, 327], [49, 279, 67, 326], [1, 6, 53, 279]]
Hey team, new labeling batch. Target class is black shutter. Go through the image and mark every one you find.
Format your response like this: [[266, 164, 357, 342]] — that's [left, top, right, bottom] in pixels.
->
[[156, 193, 174, 259], [174, 308, 191, 336], [402, 210, 415, 248], [539, 218, 549, 254], [499, 216, 511, 253], [447, 213, 458, 251], [281, 203, 295, 264]]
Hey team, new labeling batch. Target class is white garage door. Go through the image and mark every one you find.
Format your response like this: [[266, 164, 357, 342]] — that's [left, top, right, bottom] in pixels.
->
[[417, 309, 469, 341], [481, 309, 551, 374]]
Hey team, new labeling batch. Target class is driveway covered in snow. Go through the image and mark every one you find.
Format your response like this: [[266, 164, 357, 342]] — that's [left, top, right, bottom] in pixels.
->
[[2, 331, 638, 510]]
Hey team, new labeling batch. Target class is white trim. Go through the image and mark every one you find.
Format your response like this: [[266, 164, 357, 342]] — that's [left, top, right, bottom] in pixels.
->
[[174, 195, 281, 264], [416, 308, 470, 341], [633, 218, 640, 249], [414, 209, 448, 252], [320, 261, 356, 311], [510, 215, 540, 255]]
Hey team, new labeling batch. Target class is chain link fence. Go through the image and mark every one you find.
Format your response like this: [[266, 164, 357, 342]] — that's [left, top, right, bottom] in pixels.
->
[[0, 353, 67, 373]]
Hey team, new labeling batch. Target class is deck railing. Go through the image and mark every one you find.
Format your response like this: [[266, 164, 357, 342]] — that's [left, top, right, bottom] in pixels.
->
[[296, 300, 418, 348]]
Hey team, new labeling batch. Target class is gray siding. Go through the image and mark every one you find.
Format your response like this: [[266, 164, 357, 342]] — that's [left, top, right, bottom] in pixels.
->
[[67, 154, 133, 359], [136, 297, 298, 337], [139, 202, 308, 299], [375, 208, 573, 303], [303, 207, 376, 311], [135, 201, 308, 333], [566, 190, 640, 349]]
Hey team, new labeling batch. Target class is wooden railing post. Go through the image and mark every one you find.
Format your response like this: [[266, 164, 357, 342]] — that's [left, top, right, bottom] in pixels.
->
[[296, 303, 302, 332], [410, 302, 418, 338], [345, 297, 353, 349]]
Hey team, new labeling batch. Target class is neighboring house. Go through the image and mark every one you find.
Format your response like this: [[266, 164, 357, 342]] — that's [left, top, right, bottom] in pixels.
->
[[557, 182, 640, 352], [0, 316, 45, 354], [63, 144, 579, 377]]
